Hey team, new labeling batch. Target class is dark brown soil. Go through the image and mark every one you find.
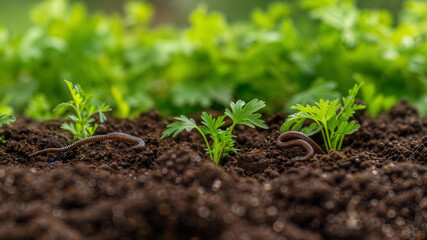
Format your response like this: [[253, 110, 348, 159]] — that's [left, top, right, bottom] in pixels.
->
[[0, 100, 426, 240]]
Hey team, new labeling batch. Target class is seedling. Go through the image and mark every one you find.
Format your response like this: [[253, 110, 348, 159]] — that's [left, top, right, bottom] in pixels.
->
[[0, 113, 15, 144], [54, 80, 111, 140], [280, 83, 365, 151], [162, 99, 268, 165]]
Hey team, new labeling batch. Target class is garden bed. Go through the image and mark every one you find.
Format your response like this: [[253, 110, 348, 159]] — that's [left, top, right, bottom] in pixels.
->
[[0, 100, 426, 240]]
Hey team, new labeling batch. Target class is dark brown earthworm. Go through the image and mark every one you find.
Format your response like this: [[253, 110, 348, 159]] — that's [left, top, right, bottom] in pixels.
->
[[277, 131, 324, 161], [28, 132, 145, 157]]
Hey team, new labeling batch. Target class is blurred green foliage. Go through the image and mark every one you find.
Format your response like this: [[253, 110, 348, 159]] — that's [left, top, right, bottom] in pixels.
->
[[0, 0, 427, 118]]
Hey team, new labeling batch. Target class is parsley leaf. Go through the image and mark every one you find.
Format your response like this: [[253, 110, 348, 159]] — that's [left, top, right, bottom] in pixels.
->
[[54, 80, 112, 140], [162, 99, 268, 165], [280, 83, 365, 151]]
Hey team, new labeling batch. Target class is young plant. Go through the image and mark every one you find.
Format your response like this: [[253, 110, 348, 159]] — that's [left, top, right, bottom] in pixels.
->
[[54, 80, 111, 140], [0, 113, 15, 144], [280, 83, 365, 151], [161, 99, 268, 165]]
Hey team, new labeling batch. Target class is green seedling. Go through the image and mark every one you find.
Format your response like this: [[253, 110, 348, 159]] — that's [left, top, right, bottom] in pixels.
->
[[281, 83, 365, 151], [162, 99, 268, 165], [54, 80, 111, 140], [0, 113, 15, 144]]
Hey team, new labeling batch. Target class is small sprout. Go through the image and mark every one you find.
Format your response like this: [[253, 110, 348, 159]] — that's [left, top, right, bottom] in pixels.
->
[[162, 99, 268, 165], [54, 80, 111, 140], [0, 113, 15, 144], [280, 83, 365, 151]]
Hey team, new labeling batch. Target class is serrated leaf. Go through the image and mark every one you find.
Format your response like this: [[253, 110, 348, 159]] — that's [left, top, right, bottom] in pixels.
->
[[280, 112, 305, 133], [161, 115, 198, 139], [53, 101, 74, 112], [200, 112, 225, 136], [336, 120, 359, 135], [301, 122, 321, 136], [225, 99, 268, 129], [87, 123, 98, 136], [68, 114, 79, 121], [215, 129, 236, 157], [0, 113, 15, 127], [60, 122, 77, 135]]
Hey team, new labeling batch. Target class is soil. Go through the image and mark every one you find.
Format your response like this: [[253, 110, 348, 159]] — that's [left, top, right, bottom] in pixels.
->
[[0, 99, 426, 240]]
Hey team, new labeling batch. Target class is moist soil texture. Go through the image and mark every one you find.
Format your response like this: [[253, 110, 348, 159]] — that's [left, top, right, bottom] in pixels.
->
[[0, 100, 426, 240]]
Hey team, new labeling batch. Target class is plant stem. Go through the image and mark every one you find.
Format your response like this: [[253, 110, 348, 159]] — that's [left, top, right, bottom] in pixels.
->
[[337, 136, 344, 150], [216, 122, 236, 165], [195, 127, 213, 161], [314, 120, 328, 152]]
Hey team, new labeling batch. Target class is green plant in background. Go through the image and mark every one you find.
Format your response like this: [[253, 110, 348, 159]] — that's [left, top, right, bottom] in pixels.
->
[[111, 86, 131, 118], [0, 113, 15, 144], [54, 80, 111, 140], [353, 74, 397, 117], [1, 0, 427, 117], [281, 83, 365, 151], [25, 94, 66, 120], [284, 79, 341, 112], [162, 99, 268, 165]]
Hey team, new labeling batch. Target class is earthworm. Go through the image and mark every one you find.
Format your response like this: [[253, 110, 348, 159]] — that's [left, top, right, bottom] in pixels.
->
[[277, 131, 324, 161], [28, 132, 145, 157]]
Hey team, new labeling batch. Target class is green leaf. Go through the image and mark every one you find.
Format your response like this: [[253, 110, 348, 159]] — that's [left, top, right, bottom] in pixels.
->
[[64, 80, 83, 107], [97, 103, 111, 123], [200, 112, 225, 136], [68, 114, 79, 121], [161, 115, 198, 139], [60, 122, 78, 135], [225, 99, 268, 129], [336, 120, 359, 135], [87, 123, 98, 136], [0, 113, 15, 127], [301, 122, 321, 136], [53, 101, 74, 113], [216, 130, 237, 157], [280, 112, 308, 133]]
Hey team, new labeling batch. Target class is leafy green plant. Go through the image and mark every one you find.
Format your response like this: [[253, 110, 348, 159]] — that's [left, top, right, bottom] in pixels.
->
[[284, 79, 341, 112], [281, 83, 365, 151], [353, 75, 397, 117], [0, 113, 15, 144], [25, 94, 66, 120], [0, 96, 13, 115], [54, 80, 111, 140], [111, 86, 131, 119], [161, 99, 268, 165], [3, 0, 427, 117]]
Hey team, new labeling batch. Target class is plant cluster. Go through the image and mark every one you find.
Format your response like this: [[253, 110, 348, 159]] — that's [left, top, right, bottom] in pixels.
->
[[162, 99, 268, 165], [54, 80, 111, 140], [1, 0, 427, 118], [0, 113, 15, 143], [281, 83, 365, 151]]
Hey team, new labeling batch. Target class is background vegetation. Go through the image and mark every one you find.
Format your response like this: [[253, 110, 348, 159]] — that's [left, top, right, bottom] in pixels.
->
[[0, 0, 426, 119]]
